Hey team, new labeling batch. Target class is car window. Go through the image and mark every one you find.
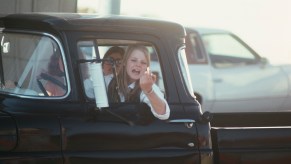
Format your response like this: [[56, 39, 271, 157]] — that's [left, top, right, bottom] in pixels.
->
[[185, 33, 207, 64], [202, 34, 257, 68], [0, 31, 68, 98], [77, 39, 165, 99]]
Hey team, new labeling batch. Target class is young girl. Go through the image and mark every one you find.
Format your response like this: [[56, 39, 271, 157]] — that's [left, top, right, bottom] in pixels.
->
[[107, 45, 170, 120], [83, 46, 124, 98], [102, 46, 125, 88]]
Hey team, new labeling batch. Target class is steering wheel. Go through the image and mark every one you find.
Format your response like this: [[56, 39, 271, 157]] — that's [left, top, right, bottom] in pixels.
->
[[36, 73, 66, 96]]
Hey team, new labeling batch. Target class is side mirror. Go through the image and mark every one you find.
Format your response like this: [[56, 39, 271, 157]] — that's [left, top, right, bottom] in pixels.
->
[[89, 63, 109, 109], [199, 111, 213, 123]]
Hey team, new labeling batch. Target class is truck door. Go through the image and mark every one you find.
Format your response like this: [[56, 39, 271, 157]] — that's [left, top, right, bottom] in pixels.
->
[[60, 37, 201, 164], [61, 104, 200, 164], [0, 31, 63, 163]]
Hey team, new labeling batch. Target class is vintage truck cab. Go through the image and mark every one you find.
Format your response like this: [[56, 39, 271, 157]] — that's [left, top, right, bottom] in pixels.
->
[[1, 13, 291, 164], [0, 13, 212, 163]]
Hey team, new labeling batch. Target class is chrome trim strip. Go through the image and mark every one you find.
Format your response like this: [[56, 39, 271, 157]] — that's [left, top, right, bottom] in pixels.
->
[[168, 119, 196, 123]]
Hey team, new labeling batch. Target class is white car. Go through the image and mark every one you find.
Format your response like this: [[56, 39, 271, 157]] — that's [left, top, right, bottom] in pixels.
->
[[185, 27, 291, 113]]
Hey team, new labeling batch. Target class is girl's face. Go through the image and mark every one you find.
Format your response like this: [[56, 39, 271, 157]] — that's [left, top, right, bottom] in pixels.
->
[[126, 49, 148, 83]]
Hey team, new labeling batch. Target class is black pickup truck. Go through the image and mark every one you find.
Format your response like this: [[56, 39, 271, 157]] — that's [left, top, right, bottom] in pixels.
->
[[0, 13, 290, 164]]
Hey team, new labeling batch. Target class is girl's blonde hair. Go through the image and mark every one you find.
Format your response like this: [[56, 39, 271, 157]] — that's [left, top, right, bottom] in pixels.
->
[[108, 45, 150, 102]]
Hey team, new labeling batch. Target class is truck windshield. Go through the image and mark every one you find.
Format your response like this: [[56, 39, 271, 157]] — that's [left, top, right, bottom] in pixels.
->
[[177, 46, 194, 97], [0, 31, 68, 98]]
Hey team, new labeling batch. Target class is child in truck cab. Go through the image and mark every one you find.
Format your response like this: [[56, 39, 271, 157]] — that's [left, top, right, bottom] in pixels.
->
[[107, 45, 170, 120], [102, 46, 125, 88], [84, 46, 125, 98]]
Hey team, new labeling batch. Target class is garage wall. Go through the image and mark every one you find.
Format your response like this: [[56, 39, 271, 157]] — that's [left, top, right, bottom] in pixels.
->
[[0, 0, 77, 14]]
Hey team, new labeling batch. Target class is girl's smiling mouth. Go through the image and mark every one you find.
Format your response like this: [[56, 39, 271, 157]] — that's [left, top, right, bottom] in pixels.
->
[[132, 69, 141, 75]]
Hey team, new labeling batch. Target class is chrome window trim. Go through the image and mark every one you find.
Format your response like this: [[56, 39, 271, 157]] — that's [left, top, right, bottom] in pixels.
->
[[177, 45, 195, 97]]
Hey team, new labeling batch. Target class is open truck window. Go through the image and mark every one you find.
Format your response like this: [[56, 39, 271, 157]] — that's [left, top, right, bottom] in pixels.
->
[[77, 39, 165, 100]]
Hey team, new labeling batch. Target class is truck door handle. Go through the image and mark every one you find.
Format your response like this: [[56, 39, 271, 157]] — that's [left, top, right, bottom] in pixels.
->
[[168, 119, 195, 128]]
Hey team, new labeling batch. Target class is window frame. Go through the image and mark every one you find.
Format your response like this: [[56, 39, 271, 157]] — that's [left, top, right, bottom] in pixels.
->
[[177, 45, 195, 98], [77, 37, 167, 101], [0, 29, 70, 99]]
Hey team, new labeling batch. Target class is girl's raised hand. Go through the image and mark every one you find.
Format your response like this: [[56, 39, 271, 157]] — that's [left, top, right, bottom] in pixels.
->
[[140, 67, 156, 93]]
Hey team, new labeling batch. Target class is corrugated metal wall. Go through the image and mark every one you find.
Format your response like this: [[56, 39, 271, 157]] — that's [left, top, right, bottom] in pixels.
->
[[0, 0, 77, 14]]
